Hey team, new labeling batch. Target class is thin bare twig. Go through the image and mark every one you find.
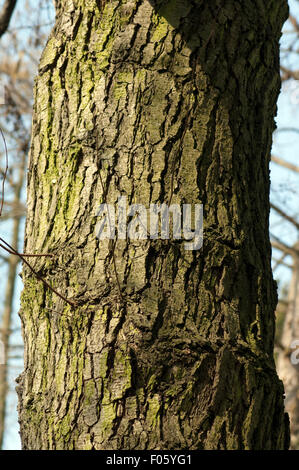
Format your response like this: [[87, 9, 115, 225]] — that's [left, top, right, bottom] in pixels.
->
[[273, 254, 293, 271], [271, 155, 299, 174], [271, 234, 299, 257], [0, 236, 75, 307], [271, 202, 299, 231]]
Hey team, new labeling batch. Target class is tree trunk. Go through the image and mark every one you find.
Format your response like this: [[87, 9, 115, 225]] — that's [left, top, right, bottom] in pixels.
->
[[17, 0, 289, 450]]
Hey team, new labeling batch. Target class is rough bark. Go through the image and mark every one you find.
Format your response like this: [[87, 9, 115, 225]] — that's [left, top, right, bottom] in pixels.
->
[[17, 0, 289, 450]]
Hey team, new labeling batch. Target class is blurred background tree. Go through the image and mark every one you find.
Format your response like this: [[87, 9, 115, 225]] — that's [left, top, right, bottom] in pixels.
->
[[0, 0, 299, 450], [271, 0, 299, 450], [0, 0, 54, 449]]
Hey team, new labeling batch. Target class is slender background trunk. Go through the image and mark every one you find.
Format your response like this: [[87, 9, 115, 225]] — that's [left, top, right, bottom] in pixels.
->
[[0, 150, 26, 448], [17, 0, 289, 449]]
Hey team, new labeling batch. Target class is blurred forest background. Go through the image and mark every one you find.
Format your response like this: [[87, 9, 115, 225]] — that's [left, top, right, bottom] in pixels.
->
[[0, 0, 299, 450]]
